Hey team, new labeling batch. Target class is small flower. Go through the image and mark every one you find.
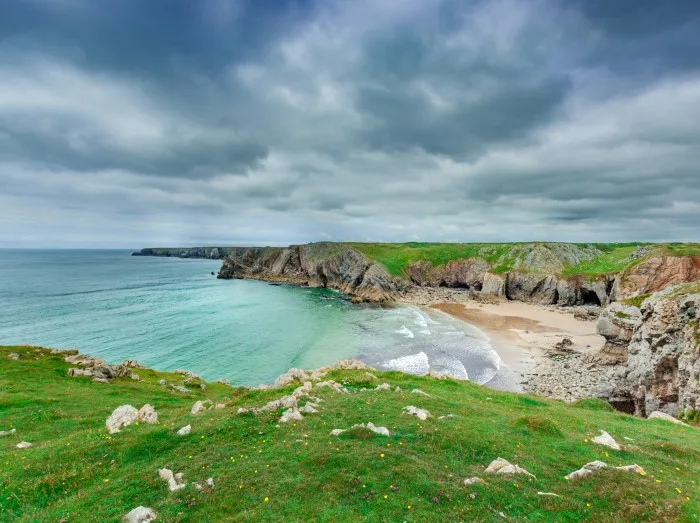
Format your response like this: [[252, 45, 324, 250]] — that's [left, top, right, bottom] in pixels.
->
[[380, 453, 385, 458], [264, 497, 269, 502], [384, 495, 388, 499], [104, 479, 109, 483]]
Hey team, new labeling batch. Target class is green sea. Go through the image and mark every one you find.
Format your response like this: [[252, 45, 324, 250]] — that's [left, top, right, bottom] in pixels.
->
[[0, 250, 513, 388]]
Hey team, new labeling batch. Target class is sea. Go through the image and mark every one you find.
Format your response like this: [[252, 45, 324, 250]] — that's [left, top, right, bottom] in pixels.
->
[[0, 250, 514, 389]]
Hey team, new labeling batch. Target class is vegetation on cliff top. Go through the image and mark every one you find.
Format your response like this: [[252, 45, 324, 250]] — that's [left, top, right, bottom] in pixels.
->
[[2, 346, 698, 522], [350, 242, 700, 279]]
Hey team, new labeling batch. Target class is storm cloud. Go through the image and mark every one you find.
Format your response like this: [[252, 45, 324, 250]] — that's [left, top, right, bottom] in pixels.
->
[[1, 0, 699, 247]]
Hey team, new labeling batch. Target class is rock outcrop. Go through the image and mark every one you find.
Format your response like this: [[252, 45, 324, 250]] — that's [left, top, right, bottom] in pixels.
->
[[617, 256, 700, 300], [132, 247, 248, 259], [217, 243, 407, 302], [604, 286, 700, 419], [595, 303, 642, 364]]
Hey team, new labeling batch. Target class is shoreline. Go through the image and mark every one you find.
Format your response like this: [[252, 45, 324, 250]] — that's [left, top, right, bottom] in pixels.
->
[[400, 287, 611, 401]]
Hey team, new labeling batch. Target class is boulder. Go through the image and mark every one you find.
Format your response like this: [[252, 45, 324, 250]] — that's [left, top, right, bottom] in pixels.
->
[[365, 422, 390, 437], [279, 409, 303, 423], [484, 457, 535, 478], [8, 353, 19, 360], [106, 405, 139, 434], [137, 404, 158, 424], [403, 406, 430, 420], [330, 429, 345, 436], [647, 411, 689, 426], [191, 400, 213, 415], [0, 428, 17, 437], [124, 507, 157, 522], [463, 477, 486, 486], [15, 441, 32, 449], [375, 383, 391, 391], [592, 430, 621, 450], [566, 461, 646, 480], [176, 425, 191, 436], [481, 273, 506, 298], [158, 468, 186, 491]]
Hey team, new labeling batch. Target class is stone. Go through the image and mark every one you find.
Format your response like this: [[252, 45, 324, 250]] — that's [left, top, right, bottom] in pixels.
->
[[648, 411, 689, 426], [159, 379, 167, 386], [137, 404, 158, 424], [411, 389, 430, 396], [15, 441, 32, 449], [395, 386, 402, 393], [438, 414, 455, 420], [565, 461, 646, 480], [463, 477, 485, 486], [299, 404, 318, 414], [124, 507, 157, 522], [315, 380, 348, 393], [365, 422, 390, 437], [191, 400, 213, 415], [176, 425, 191, 436], [279, 408, 303, 423], [0, 428, 17, 437], [375, 383, 391, 391], [403, 406, 430, 420], [537, 492, 560, 497], [158, 468, 186, 491], [330, 429, 345, 436], [106, 405, 139, 434], [215, 403, 226, 409], [592, 430, 621, 450], [131, 374, 141, 381], [364, 372, 379, 380], [170, 385, 190, 393], [8, 353, 19, 360], [484, 458, 535, 478]]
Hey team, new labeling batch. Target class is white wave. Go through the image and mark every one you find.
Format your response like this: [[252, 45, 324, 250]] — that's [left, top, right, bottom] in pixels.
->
[[395, 326, 414, 338], [431, 357, 469, 380], [380, 351, 430, 375], [412, 309, 429, 328], [418, 329, 431, 335]]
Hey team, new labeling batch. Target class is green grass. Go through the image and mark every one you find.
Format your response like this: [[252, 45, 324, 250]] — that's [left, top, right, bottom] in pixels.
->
[[1, 346, 699, 522], [350, 242, 700, 279], [624, 294, 653, 308]]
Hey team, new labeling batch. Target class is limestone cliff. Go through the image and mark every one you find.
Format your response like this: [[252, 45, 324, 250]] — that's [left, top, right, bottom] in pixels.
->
[[596, 285, 700, 419], [217, 243, 408, 302], [132, 247, 248, 259]]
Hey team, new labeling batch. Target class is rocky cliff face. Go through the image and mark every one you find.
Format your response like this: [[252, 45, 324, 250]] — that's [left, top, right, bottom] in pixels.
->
[[597, 286, 700, 419], [132, 247, 248, 259], [617, 256, 700, 300], [217, 243, 407, 302]]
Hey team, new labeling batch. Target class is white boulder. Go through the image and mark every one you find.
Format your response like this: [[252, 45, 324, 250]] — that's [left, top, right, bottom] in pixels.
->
[[15, 441, 32, 449], [648, 411, 689, 426], [0, 428, 16, 437], [137, 404, 158, 424], [484, 457, 535, 478], [124, 507, 157, 522], [279, 408, 303, 423], [403, 406, 430, 420], [106, 405, 139, 434], [592, 430, 621, 450], [176, 425, 191, 436], [158, 468, 186, 491]]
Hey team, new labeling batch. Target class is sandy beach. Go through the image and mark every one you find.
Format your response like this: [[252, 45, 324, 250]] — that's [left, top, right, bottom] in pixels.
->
[[401, 287, 612, 399]]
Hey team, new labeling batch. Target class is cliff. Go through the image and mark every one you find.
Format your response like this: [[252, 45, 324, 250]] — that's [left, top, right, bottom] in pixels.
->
[[217, 242, 408, 302], [132, 247, 249, 259], [596, 284, 700, 420]]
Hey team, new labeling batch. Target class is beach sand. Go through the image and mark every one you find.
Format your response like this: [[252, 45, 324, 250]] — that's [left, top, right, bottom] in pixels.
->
[[401, 288, 606, 391]]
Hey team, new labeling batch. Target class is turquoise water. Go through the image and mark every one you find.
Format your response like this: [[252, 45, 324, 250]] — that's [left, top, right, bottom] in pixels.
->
[[0, 250, 510, 388]]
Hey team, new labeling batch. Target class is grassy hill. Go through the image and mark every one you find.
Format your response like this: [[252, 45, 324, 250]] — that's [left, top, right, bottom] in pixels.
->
[[350, 242, 700, 278], [1, 346, 698, 521]]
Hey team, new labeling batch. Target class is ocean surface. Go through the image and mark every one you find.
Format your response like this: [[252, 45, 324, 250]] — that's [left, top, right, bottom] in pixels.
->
[[0, 250, 513, 388]]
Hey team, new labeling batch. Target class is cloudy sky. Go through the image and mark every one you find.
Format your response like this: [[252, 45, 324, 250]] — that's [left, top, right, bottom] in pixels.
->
[[1, 0, 699, 247]]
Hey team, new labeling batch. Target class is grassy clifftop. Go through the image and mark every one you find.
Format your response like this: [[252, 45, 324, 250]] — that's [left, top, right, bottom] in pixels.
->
[[350, 242, 700, 278], [1, 346, 698, 521]]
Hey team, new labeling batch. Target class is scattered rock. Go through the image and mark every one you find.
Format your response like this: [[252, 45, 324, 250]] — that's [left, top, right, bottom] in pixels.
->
[[194, 477, 215, 490], [124, 507, 157, 522], [330, 429, 345, 436], [159, 379, 167, 386], [217, 378, 231, 386], [565, 461, 646, 480], [15, 441, 32, 449], [191, 400, 213, 415], [438, 414, 455, 420], [364, 372, 379, 380], [280, 408, 303, 423], [137, 404, 158, 424], [0, 428, 17, 437], [299, 404, 318, 414], [214, 403, 226, 409], [106, 405, 139, 434], [648, 411, 689, 426], [176, 425, 191, 436], [411, 389, 430, 396], [365, 422, 390, 436], [315, 381, 349, 393], [158, 468, 186, 491], [553, 337, 575, 352], [375, 383, 391, 391], [131, 374, 141, 381], [403, 406, 430, 420], [394, 386, 402, 393], [170, 385, 190, 394], [463, 477, 485, 486], [8, 353, 19, 360], [484, 457, 535, 478], [592, 430, 621, 450]]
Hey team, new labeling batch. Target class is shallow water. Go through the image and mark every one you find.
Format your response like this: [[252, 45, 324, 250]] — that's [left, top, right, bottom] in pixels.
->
[[0, 250, 513, 388]]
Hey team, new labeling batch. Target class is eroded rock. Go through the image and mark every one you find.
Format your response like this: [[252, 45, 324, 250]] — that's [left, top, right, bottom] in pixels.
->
[[484, 457, 535, 478], [176, 425, 191, 436], [124, 507, 157, 522], [158, 468, 186, 491], [15, 441, 32, 449], [403, 406, 430, 420], [592, 430, 621, 450], [106, 405, 139, 434]]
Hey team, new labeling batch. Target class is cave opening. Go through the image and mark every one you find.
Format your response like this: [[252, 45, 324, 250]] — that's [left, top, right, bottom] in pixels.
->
[[580, 289, 601, 306]]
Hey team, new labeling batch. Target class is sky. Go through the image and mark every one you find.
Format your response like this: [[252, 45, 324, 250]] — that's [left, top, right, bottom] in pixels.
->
[[1, 0, 699, 248]]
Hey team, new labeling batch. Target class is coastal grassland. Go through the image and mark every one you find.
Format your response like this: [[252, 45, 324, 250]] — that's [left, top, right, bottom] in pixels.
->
[[350, 242, 524, 275], [1, 346, 698, 522], [351, 242, 700, 279]]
